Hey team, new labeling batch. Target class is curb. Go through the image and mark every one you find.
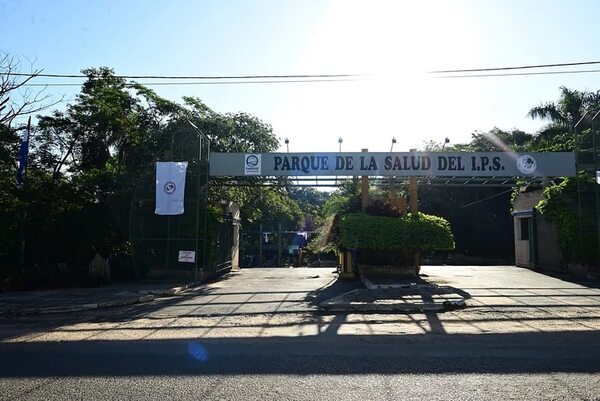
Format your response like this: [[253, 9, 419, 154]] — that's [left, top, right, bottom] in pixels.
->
[[362, 276, 441, 291], [0, 294, 156, 317], [319, 287, 468, 314], [0, 277, 210, 317], [320, 298, 466, 313], [137, 281, 203, 297]]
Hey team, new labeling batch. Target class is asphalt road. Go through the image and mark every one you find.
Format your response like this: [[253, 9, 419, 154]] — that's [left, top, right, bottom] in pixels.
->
[[1, 266, 599, 400]]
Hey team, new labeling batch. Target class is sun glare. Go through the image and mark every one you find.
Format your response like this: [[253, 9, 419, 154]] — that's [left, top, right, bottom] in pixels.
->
[[274, 0, 488, 153]]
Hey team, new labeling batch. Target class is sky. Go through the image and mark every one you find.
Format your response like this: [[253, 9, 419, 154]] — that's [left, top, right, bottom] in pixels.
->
[[2, 0, 600, 153]]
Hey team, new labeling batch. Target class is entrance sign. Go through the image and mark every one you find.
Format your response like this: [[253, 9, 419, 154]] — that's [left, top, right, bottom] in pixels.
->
[[209, 152, 575, 177]]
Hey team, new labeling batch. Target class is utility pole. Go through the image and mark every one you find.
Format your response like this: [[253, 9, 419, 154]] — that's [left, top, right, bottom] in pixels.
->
[[573, 111, 589, 264], [592, 110, 600, 261]]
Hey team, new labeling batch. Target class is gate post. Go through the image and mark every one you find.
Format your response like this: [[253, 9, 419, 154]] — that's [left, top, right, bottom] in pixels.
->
[[339, 249, 355, 279], [277, 223, 282, 266], [229, 202, 240, 271], [361, 148, 369, 211], [259, 223, 263, 266], [409, 148, 420, 273]]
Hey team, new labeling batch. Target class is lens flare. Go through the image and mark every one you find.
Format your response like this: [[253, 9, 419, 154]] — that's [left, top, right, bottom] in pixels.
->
[[187, 341, 209, 362]]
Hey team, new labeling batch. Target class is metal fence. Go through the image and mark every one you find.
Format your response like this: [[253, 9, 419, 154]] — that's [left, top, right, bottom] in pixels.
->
[[128, 126, 231, 281]]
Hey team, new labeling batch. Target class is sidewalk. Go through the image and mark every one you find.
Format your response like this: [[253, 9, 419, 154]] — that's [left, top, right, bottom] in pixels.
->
[[0, 281, 200, 316]]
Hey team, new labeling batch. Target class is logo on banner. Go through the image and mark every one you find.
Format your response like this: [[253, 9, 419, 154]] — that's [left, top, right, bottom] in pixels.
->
[[155, 161, 188, 215], [516, 155, 537, 175], [163, 181, 176, 194], [244, 154, 261, 175]]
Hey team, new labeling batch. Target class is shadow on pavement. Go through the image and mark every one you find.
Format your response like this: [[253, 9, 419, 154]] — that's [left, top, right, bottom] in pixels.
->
[[0, 331, 599, 377], [305, 276, 364, 306]]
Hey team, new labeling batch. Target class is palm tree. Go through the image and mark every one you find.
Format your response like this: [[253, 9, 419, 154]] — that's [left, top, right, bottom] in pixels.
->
[[528, 87, 585, 130], [527, 87, 600, 151]]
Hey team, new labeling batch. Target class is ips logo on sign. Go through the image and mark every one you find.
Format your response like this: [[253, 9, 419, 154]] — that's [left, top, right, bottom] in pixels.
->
[[516, 155, 537, 175], [244, 154, 261, 175]]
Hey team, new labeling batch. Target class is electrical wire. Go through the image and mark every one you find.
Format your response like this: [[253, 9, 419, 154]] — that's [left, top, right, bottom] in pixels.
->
[[430, 60, 600, 74], [20, 78, 366, 87], [459, 187, 516, 209], [9, 59, 600, 80], [12, 59, 600, 86], [435, 68, 600, 79], [9, 72, 367, 80]]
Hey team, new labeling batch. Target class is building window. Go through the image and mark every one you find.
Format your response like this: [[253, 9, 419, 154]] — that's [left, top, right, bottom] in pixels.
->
[[519, 218, 530, 240]]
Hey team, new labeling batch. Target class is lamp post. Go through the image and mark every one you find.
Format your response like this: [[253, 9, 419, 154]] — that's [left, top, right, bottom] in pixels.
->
[[442, 137, 450, 151], [335, 137, 343, 186], [186, 119, 209, 282], [390, 137, 396, 152], [285, 138, 298, 185]]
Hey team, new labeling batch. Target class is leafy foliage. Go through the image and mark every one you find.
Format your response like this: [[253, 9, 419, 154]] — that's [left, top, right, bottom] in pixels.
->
[[536, 174, 599, 264], [337, 213, 454, 251], [0, 66, 305, 289], [321, 178, 361, 216]]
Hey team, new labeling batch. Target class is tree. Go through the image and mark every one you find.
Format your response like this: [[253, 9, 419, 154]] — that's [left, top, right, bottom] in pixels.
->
[[0, 52, 61, 128], [0, 66, 306, 288], [526, 87, 600, 268], [528, 86, 600, 131], [288, 187, 329, 230], [527, 86, 600, 152]]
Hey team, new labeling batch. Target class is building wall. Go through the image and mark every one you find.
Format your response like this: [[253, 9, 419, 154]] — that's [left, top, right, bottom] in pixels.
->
[[535, 211, 562, 271]]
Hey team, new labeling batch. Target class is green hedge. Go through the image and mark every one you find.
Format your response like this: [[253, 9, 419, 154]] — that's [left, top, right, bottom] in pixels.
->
[[338, 213, 454, 251]]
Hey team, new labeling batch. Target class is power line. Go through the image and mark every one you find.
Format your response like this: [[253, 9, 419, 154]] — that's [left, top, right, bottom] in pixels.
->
[[10, 72, 367, 80], [459, 188, 515, 209], [23, 67, 600, 87], [435, 68, 600, 79], [9, 59, 600, 80], [430, 60, 600, 74], [14, 64, 600, 87], [21, 78, 366, 87]]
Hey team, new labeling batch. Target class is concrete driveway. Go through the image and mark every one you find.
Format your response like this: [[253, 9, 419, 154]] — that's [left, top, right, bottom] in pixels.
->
[[1, 265, 598, 342]]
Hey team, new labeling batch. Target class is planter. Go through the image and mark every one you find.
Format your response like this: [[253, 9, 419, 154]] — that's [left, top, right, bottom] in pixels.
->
[[359, 265, 418, 279]]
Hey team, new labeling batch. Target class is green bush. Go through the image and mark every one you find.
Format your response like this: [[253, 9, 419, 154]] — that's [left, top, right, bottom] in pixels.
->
[[338, 212, 454, 251]]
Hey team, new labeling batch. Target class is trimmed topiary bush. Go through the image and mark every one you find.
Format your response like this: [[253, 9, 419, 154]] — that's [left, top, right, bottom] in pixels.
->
[[338, 212, 454, 252]]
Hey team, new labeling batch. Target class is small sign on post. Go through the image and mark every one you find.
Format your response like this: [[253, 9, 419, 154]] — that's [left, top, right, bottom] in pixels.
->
[[178, 250, 196, 263]]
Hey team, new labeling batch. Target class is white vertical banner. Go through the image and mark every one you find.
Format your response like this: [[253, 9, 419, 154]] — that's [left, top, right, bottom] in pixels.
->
[[155, 161, 188, 215]]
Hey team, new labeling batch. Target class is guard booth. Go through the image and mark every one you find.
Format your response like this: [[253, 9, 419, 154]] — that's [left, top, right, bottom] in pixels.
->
[[512, 190, 562, 270]]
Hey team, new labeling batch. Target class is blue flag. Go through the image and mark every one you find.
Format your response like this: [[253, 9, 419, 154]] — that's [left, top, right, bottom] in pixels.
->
[[16, 117, 31, 188]]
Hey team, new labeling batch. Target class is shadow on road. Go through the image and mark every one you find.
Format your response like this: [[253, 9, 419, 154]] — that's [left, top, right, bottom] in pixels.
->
[[0, 331, 599, 378]]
